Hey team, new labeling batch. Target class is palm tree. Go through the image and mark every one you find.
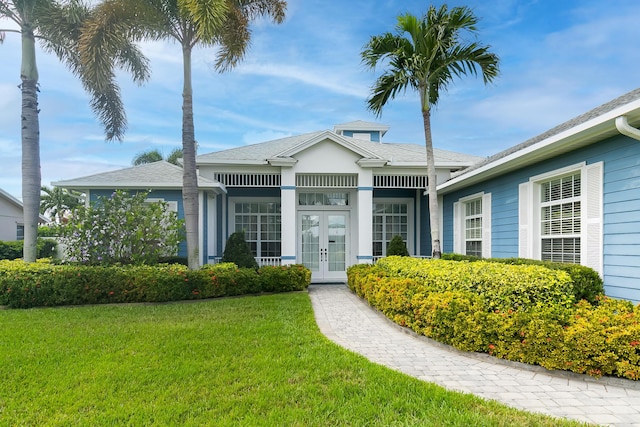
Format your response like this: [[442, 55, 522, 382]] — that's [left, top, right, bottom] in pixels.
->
[[40, 185, 83, 224], [132, 147, 183, 165], [0, 0, 148, 262], [79, 0, 286, 269], [362, 5, 499, 259]]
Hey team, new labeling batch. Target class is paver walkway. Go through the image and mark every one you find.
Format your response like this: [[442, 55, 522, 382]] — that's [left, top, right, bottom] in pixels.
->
[[308, 284, 640, 427]]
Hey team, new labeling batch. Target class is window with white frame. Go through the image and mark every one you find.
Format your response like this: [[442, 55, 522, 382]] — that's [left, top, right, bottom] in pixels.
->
[[453, 193, 491, 258], [233, 201, 281, 258], [539, 173, 581, 263], [372, 200, 412, 257], [518, 162, 602, 275], [16, 224, 24, 241]]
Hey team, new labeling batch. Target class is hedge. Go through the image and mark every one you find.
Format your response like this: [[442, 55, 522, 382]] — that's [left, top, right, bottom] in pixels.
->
[[0, 261, 311, 309], [441, 253, 604, 304], [375, 256, 576, 311], [347, 262, 640, 380], [0, 239, 57, 261]]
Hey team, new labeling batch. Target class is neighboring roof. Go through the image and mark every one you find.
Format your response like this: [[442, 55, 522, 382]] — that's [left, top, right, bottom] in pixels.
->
[[53, 161, 224, 192], [197, 129, 483, 168], [0, 188, 49, 223], [0, 188, 24, 210], [439, 88, 640, 194], [333, 120, 390, 136]]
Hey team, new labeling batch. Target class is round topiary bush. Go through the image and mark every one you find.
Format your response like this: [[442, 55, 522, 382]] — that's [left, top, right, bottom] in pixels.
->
[[386, 235, 409, 256], [222, 231, 259, 269]]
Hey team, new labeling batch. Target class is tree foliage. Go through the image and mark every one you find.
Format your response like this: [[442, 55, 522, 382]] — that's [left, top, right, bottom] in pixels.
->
[[40, 186, 83, 224], [362, 5, 499, 258], [60, 190, 184, 265], [79, 0, 286, 269]]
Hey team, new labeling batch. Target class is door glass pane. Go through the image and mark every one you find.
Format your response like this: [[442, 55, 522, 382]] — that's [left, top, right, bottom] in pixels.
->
[[301, 215, 320, 271], [327, 214, 346, 272]]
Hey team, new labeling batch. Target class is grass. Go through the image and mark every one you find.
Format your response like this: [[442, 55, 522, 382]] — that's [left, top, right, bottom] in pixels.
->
[[0, 293, 586, 426]]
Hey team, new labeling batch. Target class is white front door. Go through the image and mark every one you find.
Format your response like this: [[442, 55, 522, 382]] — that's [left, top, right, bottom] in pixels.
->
[[299, 211, 349, 282]]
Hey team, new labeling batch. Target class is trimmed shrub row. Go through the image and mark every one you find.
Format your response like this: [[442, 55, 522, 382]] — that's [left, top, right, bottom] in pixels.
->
[[376, 256, 576, 311], [348, 262, 640, 380], [0, 239, 57, 261], [441, 253, 604, 304], [0, 261, 311, 309]]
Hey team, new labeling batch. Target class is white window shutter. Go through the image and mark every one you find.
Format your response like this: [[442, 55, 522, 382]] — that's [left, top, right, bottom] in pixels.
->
[[482, 193, 492, 258], [583, 162, 603, 276], [453, 201, 462, 253], [518, 182, 531, 258]]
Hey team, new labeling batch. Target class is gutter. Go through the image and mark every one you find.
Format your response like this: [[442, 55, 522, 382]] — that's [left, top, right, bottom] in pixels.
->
[[615, 115, 640, 141]]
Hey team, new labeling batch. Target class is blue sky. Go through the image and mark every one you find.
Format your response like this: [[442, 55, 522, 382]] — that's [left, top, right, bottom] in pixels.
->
[[1, 0, 639, 199]]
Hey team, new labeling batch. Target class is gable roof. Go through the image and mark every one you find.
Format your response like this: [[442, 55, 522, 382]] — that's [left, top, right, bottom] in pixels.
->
[[438, 88, 640, 194], [53, 161, 224, 192], [0, 188, 24, 210], [197, 129, 483, 168], [0, 188, 49, 223]]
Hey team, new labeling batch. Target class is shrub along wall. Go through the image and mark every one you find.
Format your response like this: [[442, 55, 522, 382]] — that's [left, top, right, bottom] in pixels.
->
[[347, 259, 640, 381], [440, 253, 604, 304], [0, 261, 311, 309]]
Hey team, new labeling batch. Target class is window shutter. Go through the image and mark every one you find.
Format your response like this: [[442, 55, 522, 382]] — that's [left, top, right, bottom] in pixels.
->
[[583, 162, 603, 276], [482, 193, 492, 258], [453, 201, 461, 253], [518, 182, 531, 258]]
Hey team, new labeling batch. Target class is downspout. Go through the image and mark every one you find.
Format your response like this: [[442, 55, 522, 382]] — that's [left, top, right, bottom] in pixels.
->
[[615, 115, 640, 141]]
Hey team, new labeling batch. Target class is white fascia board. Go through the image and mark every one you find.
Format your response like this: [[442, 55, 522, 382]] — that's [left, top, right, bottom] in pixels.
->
[[196, 159, 269, 166], [357, 158, 387, 168], [438, 99, 640, 195], [267, 157, 297, 167]]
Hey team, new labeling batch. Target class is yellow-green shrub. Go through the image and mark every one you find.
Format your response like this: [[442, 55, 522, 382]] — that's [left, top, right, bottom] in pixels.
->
[[347, 260, 640, 380], [376, 257, 575, 311]]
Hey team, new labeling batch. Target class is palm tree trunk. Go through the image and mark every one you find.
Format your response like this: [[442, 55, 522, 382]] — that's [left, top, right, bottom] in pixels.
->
[[21, 26, 40, 263], [422, 107, 441, 259], [181, 43, 200, 269]]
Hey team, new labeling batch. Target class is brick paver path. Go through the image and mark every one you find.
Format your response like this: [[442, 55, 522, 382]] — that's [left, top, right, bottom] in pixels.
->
[[309, 284, 640, 427]]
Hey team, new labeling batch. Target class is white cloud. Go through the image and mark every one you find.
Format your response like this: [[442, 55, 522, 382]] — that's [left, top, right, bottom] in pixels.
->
[[242, 130, 292, 145]]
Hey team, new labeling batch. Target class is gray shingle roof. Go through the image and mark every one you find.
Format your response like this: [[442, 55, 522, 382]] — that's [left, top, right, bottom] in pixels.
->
[[197, 130, 483, 167], [53, 161, 222, 190], [455, 88, 640, 178]]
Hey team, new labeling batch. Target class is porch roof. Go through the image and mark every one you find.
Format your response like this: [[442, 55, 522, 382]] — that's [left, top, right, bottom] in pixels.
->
[[53, 161, 225, 193]]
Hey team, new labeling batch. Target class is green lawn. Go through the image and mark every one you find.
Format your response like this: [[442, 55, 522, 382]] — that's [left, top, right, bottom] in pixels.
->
[[0, 293, 585, 426]]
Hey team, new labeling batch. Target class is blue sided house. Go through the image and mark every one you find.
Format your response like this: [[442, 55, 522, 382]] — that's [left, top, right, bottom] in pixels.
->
[[55, 89, 640, 302]]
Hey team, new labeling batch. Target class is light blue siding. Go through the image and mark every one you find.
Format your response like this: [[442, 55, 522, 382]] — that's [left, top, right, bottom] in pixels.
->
[[341, 130, 381, 142], [442, 133, 640, 303]]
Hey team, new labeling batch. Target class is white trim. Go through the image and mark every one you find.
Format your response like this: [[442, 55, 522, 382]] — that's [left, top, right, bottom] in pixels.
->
[[453, 192, 491, 257], [528, 162, 586, 183], [519, 162, 603, 274]]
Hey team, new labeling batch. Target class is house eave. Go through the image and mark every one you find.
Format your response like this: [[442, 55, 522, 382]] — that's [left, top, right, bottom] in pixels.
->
[[438, 98, 640, 195], [267, 157, 298, 167], [357, 158, 387, 168]]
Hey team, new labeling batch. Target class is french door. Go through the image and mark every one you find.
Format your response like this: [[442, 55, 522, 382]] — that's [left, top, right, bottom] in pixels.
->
[[299, 211, 349, 281]]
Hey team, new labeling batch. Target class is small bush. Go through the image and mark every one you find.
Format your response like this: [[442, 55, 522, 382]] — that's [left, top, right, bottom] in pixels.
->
[[0, 239, 58, 260], [386, 235, 409, 257], [222, 231, 259, 269], [259, 264, 312, 292]]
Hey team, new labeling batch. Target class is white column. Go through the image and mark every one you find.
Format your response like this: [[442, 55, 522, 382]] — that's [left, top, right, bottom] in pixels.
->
[[357, 170, 373, 263], [280, 168, 297, 265]]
